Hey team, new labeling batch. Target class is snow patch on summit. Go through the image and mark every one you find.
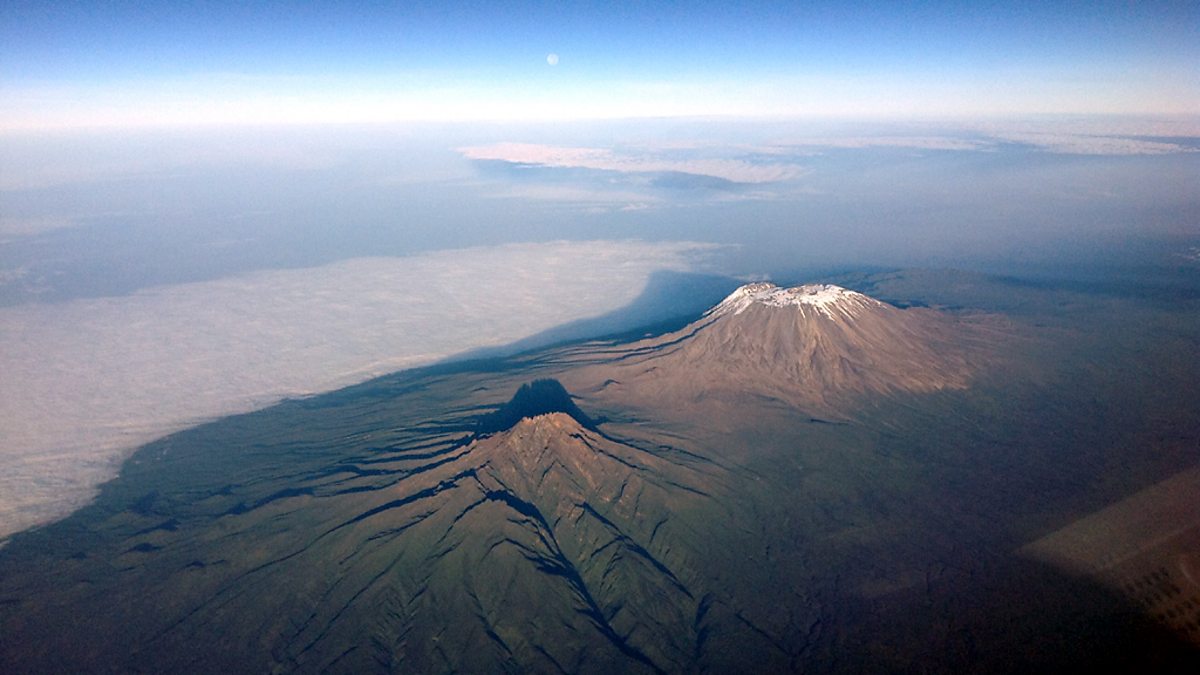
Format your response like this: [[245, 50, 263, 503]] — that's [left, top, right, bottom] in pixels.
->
[[710, 282, 880, 320]]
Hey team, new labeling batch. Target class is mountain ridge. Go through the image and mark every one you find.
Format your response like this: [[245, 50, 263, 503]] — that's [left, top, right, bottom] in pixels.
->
[[7, 272, 1190, 673]]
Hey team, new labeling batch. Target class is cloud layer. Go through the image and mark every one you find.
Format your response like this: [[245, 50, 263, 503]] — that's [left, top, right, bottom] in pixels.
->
[[0, 240, 712, 539], [460, 142, 808, 184]]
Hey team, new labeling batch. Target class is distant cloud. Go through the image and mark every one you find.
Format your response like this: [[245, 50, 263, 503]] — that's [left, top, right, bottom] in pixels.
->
[[989, 132, 1195, 155], [775, 136, 995, 152], [969, 117, 1200, 155], [0, 265, 31, 285], [0, 240, 716, 539], [0, 216, 76, 238], [773, 131, 1198, 156], [488, 184, 665, 207], [459, 142, 808, 184]]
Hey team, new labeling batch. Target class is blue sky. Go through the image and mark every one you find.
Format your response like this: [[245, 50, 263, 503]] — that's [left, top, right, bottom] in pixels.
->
[[1, 1, 1198, 126]]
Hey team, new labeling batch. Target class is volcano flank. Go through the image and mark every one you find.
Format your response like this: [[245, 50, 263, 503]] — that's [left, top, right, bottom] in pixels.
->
[[2, 274, 1197, 673], [565, 282, 992, 417]]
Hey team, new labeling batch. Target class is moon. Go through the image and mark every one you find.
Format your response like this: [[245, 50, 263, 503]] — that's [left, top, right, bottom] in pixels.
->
[[546, 53, 559, 66]]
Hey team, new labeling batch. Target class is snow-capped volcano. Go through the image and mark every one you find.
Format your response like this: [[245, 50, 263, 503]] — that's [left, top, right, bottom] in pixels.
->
[[708, 282, 882, 320], [571, 281, 992, 414]]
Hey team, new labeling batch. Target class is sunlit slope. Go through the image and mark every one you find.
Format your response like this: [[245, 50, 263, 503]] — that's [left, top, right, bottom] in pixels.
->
[[2, 273, 1198, 672]]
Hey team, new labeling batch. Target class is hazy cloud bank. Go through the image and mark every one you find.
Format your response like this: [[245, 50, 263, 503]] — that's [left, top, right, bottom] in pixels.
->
[[771, 119, 1199, 156], [772, 136, 995, 152], [459, 120, 1198, 213], [460, 142, 808, 184], [0, 240, 713, 539], [986, 132, 1195, 155], [969, 117, 1200, 155]]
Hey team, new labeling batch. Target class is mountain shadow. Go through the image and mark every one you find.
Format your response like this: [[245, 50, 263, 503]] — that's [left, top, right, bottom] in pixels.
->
[[477, 379, 597, 434]]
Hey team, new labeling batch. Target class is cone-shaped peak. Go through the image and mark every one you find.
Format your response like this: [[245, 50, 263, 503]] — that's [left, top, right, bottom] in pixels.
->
[[477, 379, 596, 434], [574, 280, 981, 414], [709, 282, 880, 320]]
